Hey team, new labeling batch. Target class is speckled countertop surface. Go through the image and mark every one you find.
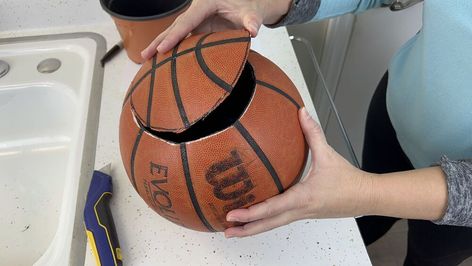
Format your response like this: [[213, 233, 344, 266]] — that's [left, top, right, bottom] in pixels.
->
[[0, 5, 371, 265]]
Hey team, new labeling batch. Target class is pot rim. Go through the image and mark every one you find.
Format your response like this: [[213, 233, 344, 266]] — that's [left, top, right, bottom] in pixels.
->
[[100, 0, 191, 21]]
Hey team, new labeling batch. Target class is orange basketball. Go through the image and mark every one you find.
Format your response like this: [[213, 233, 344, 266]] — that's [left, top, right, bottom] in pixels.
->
[[119, 30, 308, 232]]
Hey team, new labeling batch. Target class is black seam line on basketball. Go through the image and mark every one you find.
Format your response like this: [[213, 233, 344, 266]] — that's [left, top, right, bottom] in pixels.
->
[[146, 56, 158, 127], [195, 33, 233, 93], [234, 121, 284, 193], [123, 68, 153, 107], [256, 80, 301, 109], [171, 43, 190, 128], [156, 36, 251, 70], [130, 128, 144, 190], [122, 37, 250, 106], [180, 144, 216, 232]]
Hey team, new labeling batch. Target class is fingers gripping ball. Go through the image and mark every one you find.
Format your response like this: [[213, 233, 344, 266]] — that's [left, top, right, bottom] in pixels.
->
[[119, 30, 308, 232]]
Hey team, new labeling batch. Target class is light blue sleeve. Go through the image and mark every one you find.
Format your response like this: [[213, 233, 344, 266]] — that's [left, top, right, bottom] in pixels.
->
[[267, 0, 392, 28], [313, 0, 391, 20]]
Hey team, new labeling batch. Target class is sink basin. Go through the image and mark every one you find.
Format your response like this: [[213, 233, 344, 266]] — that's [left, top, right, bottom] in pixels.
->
[[0, 33, 105, 265]]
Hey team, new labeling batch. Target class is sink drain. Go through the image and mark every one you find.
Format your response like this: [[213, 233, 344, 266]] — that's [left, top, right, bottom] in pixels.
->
[[0, 60, 10, 78], [37, 58, 61, 74]]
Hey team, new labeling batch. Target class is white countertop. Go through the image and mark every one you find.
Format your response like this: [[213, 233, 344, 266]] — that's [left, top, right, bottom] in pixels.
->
[[1, 21, 371, 266]]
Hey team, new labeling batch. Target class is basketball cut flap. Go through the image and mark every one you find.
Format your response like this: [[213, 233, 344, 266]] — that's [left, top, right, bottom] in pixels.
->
[[129, 30, 251, 133]]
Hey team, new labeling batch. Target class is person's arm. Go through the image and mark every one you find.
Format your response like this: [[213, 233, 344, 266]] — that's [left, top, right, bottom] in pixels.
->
[[142, 0, 393, 59], [371, 158, 472, 226], [141, 0, 293, 59], [434, 157, 472, 227], [223, 109, 472, 238], [267, 0, 393, 27], [370, 167, 447, 221]]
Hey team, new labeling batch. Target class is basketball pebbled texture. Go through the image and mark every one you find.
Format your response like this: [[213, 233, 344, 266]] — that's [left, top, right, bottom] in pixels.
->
[[119, 30, 308, 232], [125, 30, 251, 133]]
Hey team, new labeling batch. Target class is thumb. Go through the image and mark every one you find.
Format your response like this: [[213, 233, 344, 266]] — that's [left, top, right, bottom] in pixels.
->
[[241, 12, 263, 37], [299, 108, 327, 154]]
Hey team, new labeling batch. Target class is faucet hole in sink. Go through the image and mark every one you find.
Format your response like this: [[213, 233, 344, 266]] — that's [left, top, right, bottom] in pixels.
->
[[37, 58, 61, 74], [0, 60, 10, 78]]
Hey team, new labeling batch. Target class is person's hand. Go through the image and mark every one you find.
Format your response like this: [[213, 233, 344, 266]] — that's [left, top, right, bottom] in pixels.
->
[[224, 108, 376, 238], [141, 0, 292, 60]]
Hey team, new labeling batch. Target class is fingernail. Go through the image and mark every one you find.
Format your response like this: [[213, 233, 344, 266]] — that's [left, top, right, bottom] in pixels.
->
[[157, 40, 167, 53], [225, 232, 234, 238], [301, 107, 310, 117], [227, 216, 237, 222], [250, 23, 258, 34]]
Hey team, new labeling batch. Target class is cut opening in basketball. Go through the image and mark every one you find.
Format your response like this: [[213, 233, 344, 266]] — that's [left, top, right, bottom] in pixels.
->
[[142, 63, 256, 143], [119, 31, 308, 232]]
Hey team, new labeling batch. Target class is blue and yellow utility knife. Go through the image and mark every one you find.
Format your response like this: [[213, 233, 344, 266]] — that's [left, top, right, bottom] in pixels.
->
[[84, 163, 123, 266]]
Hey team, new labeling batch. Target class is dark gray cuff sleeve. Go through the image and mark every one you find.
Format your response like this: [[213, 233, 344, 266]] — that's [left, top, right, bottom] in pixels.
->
[[433, 156, 472, 227], [266, 0, 321, 28]]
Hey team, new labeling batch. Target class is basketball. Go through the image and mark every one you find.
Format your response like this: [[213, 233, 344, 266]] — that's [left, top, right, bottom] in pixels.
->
[[119, 30, 308, 232]]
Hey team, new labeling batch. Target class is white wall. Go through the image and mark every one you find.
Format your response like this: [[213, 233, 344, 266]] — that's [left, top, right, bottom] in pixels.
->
[[0, 0, 111, 31], [325, 5, 423, 164]]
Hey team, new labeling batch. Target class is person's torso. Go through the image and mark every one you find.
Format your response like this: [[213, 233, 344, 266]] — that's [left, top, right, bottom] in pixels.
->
[[387, 1, 472, 168]]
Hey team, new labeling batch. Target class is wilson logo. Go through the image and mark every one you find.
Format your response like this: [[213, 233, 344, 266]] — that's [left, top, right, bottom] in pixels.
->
[[206, 150, 256, 213]]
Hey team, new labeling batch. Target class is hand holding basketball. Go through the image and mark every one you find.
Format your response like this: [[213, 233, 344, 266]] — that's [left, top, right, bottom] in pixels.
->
[[141, 0, 292, 59], [224, 108, 375, 238]]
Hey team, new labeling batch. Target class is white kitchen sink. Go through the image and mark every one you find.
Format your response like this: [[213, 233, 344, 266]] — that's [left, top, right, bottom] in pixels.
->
[[0, 33, 105, 266]]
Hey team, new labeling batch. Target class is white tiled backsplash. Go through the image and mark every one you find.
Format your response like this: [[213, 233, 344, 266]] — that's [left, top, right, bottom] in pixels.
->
[[0, 0, 111, 31]]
